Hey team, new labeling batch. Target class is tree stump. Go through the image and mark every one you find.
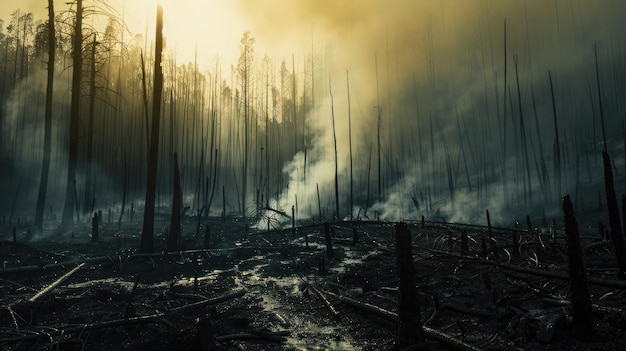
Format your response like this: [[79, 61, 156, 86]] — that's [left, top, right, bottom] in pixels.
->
[[91, 212, 99, 242], [324, 221, 333, 258]]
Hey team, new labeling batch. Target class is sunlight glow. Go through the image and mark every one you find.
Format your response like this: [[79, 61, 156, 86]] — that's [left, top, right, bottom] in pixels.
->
[[120, 0, 246, 70]]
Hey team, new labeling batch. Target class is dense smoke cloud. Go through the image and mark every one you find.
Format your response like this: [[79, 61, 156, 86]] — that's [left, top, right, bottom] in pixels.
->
[[238, 0, 626, 224], [1, 1, 625, 229]]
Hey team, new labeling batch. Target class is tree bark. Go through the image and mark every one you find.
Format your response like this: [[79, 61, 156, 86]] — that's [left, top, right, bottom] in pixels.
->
[[83, 33, 97, 214], [562, 194, 593, 337], [395, 222, 423, 347], [602, 152, 626, 278], [34, 0, 55, 231], [60, 0, 82, 228], [167, 153, 181, 251], [140, 4, 164, 252]]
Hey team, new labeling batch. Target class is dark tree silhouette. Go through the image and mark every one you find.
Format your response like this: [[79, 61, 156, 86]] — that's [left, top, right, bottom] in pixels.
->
[[61, 0, 83, 229], [167, 153, 181, 252], [237, 31, 254, 221], [140, 4, 164, 252], [34, 0, 55, 231]]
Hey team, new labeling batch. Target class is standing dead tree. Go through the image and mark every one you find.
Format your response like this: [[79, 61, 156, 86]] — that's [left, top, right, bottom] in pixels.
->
[[562, 195, 593, 337], [395, 222, 423, 347], [60, 0, 83, 229], [329, 76, 339, 220], [167, 153, 181, 252], [140, 4, 164, 253], [34, 0, 55, 232]]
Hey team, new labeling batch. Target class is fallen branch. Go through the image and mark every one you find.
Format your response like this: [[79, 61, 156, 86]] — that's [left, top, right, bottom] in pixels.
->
[[215, 330, 290, 343], [0, 247, 292, 276], [420, 246, 626, 290], [542, 297, 626, 322], [310, 285, 340, 318], [263, 206, 291, 219], [28, 263, 86, 302], [437, 302, 495, 318], [322, 290, 484, 351], [166, 291, 208, 302], [1, 289, 246, 344]]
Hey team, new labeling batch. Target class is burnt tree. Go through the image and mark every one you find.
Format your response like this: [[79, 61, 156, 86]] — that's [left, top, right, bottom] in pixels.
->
[[34, 0, 55, 231], [140, 4, 164, 252]]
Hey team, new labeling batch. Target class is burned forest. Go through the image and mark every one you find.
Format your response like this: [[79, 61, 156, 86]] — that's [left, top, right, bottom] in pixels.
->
[[1, 1, 626, 350]]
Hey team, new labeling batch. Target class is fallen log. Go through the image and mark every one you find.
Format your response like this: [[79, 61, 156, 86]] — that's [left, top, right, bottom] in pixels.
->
[[418, 246, 626, 290], [309, 285, 340, 318], [322, 290, 484, 351], [28, 263, 86, 302], [215, 330, 290, 343], [0, 247, 295, 276], [1, 289, 246, 344], [542, 296, 626, 321]]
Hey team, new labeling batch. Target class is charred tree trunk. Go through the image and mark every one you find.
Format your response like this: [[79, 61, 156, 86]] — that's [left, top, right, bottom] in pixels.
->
[[83, 33, 97, 215], [347, 70, 353, 220], [549, 72, 560, 200], [603, 152, 626, 278], [34, 0, 55, 231], [60, 0, 83, 229], [324, 221, 333, 258], [91, 212, 98, 242], [395, 222, 423, 347], [167, 153, 181, 252], [562, 195, 593, 337], [329, 77, 339, 220], [140, 5, 164, 252]]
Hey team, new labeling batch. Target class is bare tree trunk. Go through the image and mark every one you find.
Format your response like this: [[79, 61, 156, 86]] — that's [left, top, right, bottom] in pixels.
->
[[329, 77, 339, 220], [61, 0, 83, 229], [83, 33, 97, 214], [167, 153, 181, 251], [514, 56, 532, 208], [594, 44, 607, 153], [140, 4, 164, 252], [603, 152, 626, 278], [549, 72, 561, 198], [347, 70, 353, 220], [140, 51, 150, 153], [34, 0, 55, 231], [562, 194, 593, 336]]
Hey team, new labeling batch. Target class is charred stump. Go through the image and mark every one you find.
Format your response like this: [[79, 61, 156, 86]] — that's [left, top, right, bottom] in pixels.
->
[[292, 205, 296, 238], [562, 194, 593, 337], [91, 212, 98, 242], [324, 221, 333, 258], [512, 231, 520, 258], [394, 222, 423, 348], [460, 229, 468, 253], [486, 210, 498, 258], [486, 210, 493, 240], [623, 194, 626, 249]]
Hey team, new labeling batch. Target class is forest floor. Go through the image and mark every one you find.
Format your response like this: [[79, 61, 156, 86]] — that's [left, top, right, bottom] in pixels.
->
[[1, 214, 626, 350]]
